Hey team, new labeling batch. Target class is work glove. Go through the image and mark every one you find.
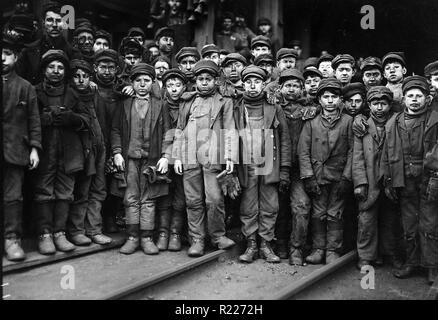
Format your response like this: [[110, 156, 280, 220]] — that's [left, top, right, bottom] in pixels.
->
[[143, 166, 172, 184], [383, 177, 398, 202], [302, 106, 318, 120], [352, 114, 369, 138], [216, 170, 241, 200], [113, 171, 127, 188], [354, 185, 368, 202], [303, 176, 321, 197], [335, 177, 352, 198], [105, 157, 118, 175]]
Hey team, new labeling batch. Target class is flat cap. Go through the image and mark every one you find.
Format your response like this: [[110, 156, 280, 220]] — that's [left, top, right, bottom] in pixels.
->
[[221, 53, 247, 67], [42, 1, 62, 16], [332, 54, 355, 69], [119, 37, 143, 56], [9, 14, 34, 35], [367, 86, 393, 102], [94, 48, 118, 64], [402, 75, 429, 94], [318, 53, 334, 65], [162, 68, 188, 84], [127, 27, 145, 38], [304, 57, 319, 70], [154, 27, 175, 41], [70, 59, 92, 74], [254, 53, 275, 66], [220, 49, 230, 55], [279, 68, 305, 84], [303, 66, 323, 79], [95, 29, 112, 47], [193, 59, 220, 77], [382, 52, 406, 67], [41, 49, 69, 71], [2, 32, 23, 51], [276, 48, 298, 61], [316, 78, 343, 97], [129, 62, 156, 80], [241, 65, 267, 82], [257, 17, 272, 26], [424, 60, 438, 77], [361, 56, 382, 71], [251, 35, 271, 49], [73, 23, 95, 37], [151, 55, 171, 67], [201, 44, 219, 58], [175, 47, 200, 63], [291, 40, 301, 47], [342, 82, 366, 99]]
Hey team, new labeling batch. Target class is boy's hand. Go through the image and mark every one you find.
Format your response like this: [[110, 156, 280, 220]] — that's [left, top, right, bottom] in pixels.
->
[[122, 85, 135, 96], [303, 176, 321, 197], [174, 160, 183, 175], [157, 157, 169, 174], [354, 185, 368, 202], [29, 148, 39, 170], [114, 153, 125, 171], [89, 81, 97, 90], [226, 160, 234, 174]]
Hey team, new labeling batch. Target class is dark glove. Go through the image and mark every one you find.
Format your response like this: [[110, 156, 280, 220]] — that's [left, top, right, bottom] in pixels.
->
[[216, 170, 241, 199], [279, 180, 290, 194], [336, 177, 352, 198], [385, 186, 398, 202], [354, 185, 368, 202], [143, 166, 172, 184], [303, 176, 321, 197], [352, 114, 369, 138], [105, 157, 118, 175], [113, 171, 127, 188]]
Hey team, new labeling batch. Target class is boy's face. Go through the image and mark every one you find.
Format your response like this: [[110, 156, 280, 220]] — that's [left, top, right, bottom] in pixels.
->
[[222, 18, 233, 31], [383, 62, 406, 84], [258, 24, 271, 34], [429, 74, 438, 96], [362, 68, 382, 87], [168, 0, 182, 15], [205, 53, 220, 66], [154, 61, 169, 80], [44, 11, 62, 38], [95, 61, 117, 81], [344, 93, 364, 116], [72, 68, 91, 91], [277, 57, 296, 72], [149, 46, 160, 59], [2, 48, 18, 75], [280, 78, 303, 101], [258, 63, 273, 78], [132, 74, 153, 97], [157, 36, 174, 53], [319, 90, 341, 112], [251, 46, 271, 58], [223, 61, 244, 82], [124, 53, 141, 67], [93, 38, 109, 53], [196, 72, 216, 92], [45, 60, 65, 83], [165, 77, 185, 101], [178, 56, 198, 79], [77, 31, 94, 53], [304, 75, 321, 96], [403, 88, 428, 113], [243, 76, 265, 97], [335, 63, 354, 84], [369, 98, 391, 117], [318, 61, 334, 78]]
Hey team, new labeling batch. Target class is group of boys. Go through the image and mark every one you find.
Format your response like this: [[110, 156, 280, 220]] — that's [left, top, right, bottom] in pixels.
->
[[3, 1, 438, 285]]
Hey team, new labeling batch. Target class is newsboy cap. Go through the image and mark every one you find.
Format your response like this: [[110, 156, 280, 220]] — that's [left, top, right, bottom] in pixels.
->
[[316, 78, 343, 97], [276, 48, 298, 61], [162, 68, 188, 84], [193, 59, 220, 77], [402, 75, 429, 94], [129, 62, 156, 81], [382, 52, 406, 67], [175, 47, 200, 63], [303, 66, 323, 79], [201, 44, 219, 58], [241, 65, 267, 82], [332, 54, 355, 69], [318, 53, 334, 66], [251, 35, 271, 50], [73, 23, 95, 37], [254, 53, 275, 66], [119, 37, 143, 56], [70, 59, 92, 74], [361, 56, 382, 71], [94, 48, 118, 64], [41, 49, 69, 71], [424, 60, 438, 77], [95, 29, 112, 47], [127, 27, 145, 38], [154, 27, 175, 41], [367, 86, 393, 102], [221, 53, 247, 67], [279, 68, 305, 85], [342, 82, 366, 99]]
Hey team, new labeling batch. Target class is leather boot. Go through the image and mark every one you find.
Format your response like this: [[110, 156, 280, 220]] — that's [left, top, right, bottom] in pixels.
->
[[289, 247, 303, 266], [392, 265, 416, 279], [53, 231, 76, 252], [259, 239, 280, 263], [326, 250, 340, 264], [188, 238, 205, 257], [168, 233, 182, 251], [91, 234, 112, 245], [70, 234, 92, 246], [120, 236, 140, 254], [5, 237, 26, 261], [239, 236, 258, 263], [275, 239, 289, 259], [305, 249, 325, 264], [428, 268, 438, 285], [38, 233, 56, 255], [214, 236, 235, 250], [141, 237, 159, 255], [156, 231, 169, 251]]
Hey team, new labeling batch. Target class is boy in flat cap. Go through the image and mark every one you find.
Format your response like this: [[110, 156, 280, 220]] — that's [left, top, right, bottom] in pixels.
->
[[176, 47, 200, 92], [382, 52, 407, 103], [342, 83, 367, 118], [381, 75, 438, 284], [173, 59, 237, 257], [353, 86, 403, 270], [303, 66, 323, 103], [67, 59, 113, 246], [219, 53, 247, 98], [424, 60, 438, 98], [298, 78, 354, 265], [361, 56, 383, 90], [111, 63, 172, 255], [233, 65, 291, 263], [33, 49, 90, 255], [72, 23, 95, 65], [3, 34, 41, 261], [250, 35, 272, 60], [256, 18, 280, 54], [332, 54, 356, 86], [93, 30, 112, 53], [201, 44, 220, 66], [318, 53, 334, 78], [214, 12, 244, 53], [151, 55, 171, 97], [155, 27, 176, 67], [115, 37, 144, 97], [254, 54, 275, 84]]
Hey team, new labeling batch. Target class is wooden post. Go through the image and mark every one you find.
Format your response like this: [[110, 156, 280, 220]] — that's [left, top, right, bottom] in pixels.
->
[[194, 0, 217, 51]]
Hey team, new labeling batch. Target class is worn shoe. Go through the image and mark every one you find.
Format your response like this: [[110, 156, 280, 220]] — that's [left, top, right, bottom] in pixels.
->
[[305, 249, 325, 264], [5, 238, 26, 261], [275, 240, 289, 259], [326, 250, 340, 264], [168, 233, 182, 251], [91, 234, 112, 245], [156, 232, 169, 251], [38, 233, 56, 255], [215, 236, 235, 250], [239, 239, 258, 263], [120, 236, 139, 254], [289, 247, 303, 266], [259, 239, 280, 263], [188, 238, 205, 257], [428, 268, 438, 285], [54, 231, 76, 252], [141, 237, 159, 255], [70, 234, 92, 246], [357, 259, 372, 270], [392, 265, 416, 279]]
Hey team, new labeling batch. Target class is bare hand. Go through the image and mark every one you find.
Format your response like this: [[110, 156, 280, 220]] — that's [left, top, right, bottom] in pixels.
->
[[29, 148, 39, 170], [174, 160, 183, 175], [156, 157, 169, 174], [122, 85, 135, 96], [89, 81, 97, 90], [114, 153, 125, 171]]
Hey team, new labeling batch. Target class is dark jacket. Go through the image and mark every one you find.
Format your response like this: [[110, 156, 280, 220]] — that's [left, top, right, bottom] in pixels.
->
[[233, 96, 291, 187], [3, 71, 42, 166], [111, 94, 172, 199], [298, 112, 354, 185]]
